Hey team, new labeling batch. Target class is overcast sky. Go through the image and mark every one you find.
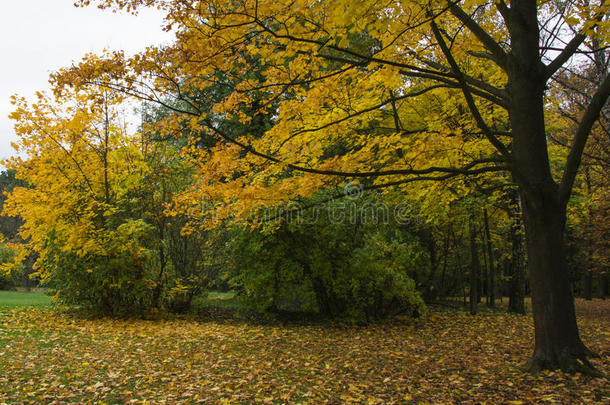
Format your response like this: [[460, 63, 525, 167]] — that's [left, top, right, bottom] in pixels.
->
[[0, 0, 171, 164]]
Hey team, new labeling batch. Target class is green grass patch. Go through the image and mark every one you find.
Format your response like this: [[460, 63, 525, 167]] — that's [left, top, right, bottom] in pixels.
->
[[207, 291, 235, 299], [0, 290, 52, 307], [193, 291, 242, 311]]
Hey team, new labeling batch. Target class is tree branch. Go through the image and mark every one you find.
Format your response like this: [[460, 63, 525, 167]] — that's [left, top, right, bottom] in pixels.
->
[[448, 2, 508, 70], [559, 73, 610, 205], [545, 33, 588, 80], [399, 70, 508, 108], [204, 117, 503, 178], [494, 0, 511, 28], [545, 2, 607, 80], [260, 167, 508, 223], [430, 18, 511, 158]]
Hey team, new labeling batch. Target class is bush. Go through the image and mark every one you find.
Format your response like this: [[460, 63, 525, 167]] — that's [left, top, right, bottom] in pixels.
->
[[164, 275, 208, 313], [229, 195, 428, 322], [43, 220, 157, 316], [339, 232, 427, 320], [0, 245, 28, 290]]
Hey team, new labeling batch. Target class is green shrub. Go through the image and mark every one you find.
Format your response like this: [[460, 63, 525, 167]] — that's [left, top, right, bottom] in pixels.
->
[[229, 195, 428, 322], [0, 245, 27, 290], [42, 220, 157, 316]]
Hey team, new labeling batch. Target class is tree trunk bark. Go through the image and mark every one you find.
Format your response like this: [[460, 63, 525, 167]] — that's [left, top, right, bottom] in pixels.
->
[[507, 1, 597, 373], [508, 189, 526, 314], [451, 230, 467, 306], [423, 230, 438, 301], [440, 234, 449, 297], [481, 227, 489, 306], [599, 271, 608, 299], [583, 168, 593, 301], [483, 208, 495, 308], [520, 194, 598, 373], [469, 217, 480, 315]]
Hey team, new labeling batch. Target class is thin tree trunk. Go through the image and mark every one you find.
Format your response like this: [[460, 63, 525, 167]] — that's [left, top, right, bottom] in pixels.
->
[[440, 233, 449, 297], [583, 271, 593, 301], [451, 230, 466, 307], [483, 208, 495, 308], [508, 190, 526, 315], [423, 230, 438, 301], [481, 224, 489, 306], [599, 271, 608, 299], [469, 216, 480, 315], [152, 221, 166, 309]]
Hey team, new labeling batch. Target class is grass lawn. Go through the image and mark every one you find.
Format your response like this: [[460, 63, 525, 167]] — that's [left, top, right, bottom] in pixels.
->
[[0, 299, 608, 404], [194, 291, 242, 311], [0, 290, 52, 307], [207, 291, 235, 299]]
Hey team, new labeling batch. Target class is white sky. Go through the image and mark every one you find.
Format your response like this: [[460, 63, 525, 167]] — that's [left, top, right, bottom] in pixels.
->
[[0, 0, 171, 164]]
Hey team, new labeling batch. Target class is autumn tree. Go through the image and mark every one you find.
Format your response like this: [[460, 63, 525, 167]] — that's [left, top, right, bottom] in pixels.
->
[[3, 84, 226, 315], [58, 0, 610, 372], [2, 88, 158, 314], [0, 170, 34, 290]]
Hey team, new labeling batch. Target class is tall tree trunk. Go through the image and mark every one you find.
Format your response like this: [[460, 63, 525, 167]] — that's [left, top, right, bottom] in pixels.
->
[[508, 190, 526, 315], [508, 1, 597, 373], [483, 208, 495, 308], [423, 230, 438, 301], [519, 194, 596, 372], [452, 230, 467, 307], [481, 226, 489, 306], [583, 168, 593, 301], [451, 229, 466, 308], [152, 221, 166, 309], [469, 217, 480, 315], [440, 233, 449, 297]]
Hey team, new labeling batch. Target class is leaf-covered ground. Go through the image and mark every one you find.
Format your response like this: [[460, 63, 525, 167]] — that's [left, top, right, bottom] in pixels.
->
[[0, 299, 608, 404]]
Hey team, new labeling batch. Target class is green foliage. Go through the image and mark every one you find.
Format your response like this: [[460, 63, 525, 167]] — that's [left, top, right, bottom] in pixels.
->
[[0, 245, 26, 290], [0, 170, 25, 242], [43, 220, 157, 316], [229, 194, 427, 322], [345, 232, 428, 320]]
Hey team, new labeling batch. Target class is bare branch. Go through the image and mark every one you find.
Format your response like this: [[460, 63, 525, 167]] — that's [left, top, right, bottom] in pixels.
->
[[494, 0, 511, 28], [545, 2, 607, 80]]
